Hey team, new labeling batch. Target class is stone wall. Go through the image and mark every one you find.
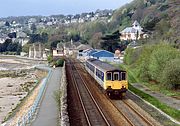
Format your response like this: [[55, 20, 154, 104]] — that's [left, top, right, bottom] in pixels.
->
[[60, 62, 69, 126]]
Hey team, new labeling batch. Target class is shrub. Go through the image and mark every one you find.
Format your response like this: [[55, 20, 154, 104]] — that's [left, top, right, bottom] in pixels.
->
[[148, 44, 180, 81], [56, 58, 64, 67], [136, 45, 154, 81], [124, 47, 142, 65], [161, 59, 180, 89], [47, 55, 53, 63]]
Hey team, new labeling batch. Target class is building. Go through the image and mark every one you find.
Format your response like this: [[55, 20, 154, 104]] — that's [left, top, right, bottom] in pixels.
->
[[90, 50, 115, 62], [52, 43, 64, 58], [120, 20, 144, 41], [29, 43, 46, 59]]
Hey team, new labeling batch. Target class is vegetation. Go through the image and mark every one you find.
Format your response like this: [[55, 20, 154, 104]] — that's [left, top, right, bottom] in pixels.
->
[[56, 58, 64, 67], [129, 84, 180, 121], [53, 90, 62, 111], [48, 56, 64, 68], [120, 63, 180, 121], [0, 39, 22, 54], [124, 43, 180, 90]]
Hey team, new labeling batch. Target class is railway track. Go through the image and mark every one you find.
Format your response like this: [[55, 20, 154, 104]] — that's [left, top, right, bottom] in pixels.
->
[[111, 99, 156, 126], [67, 59, 111, 126], [68, 59, 161, 126], [123, 100, 155, 126]]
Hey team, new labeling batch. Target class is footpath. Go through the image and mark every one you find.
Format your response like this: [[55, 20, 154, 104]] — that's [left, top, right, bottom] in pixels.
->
[[32, 67, 62, 126], [132, 83, 180, 110]]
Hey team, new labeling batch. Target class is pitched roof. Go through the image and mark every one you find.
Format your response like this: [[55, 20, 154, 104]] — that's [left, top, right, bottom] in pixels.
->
[[121, 27, 137, 33], [76, 44, 92, 50], [91, 50, 114, 57], [132, 20, 140, 26]]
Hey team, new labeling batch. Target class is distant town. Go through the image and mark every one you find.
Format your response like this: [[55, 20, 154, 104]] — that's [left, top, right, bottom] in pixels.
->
[[0, 9, 113, 45]]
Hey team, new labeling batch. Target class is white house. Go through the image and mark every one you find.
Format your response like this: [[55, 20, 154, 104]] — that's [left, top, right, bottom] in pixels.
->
[[52, 43, 64, 58], [120, 20, 144, 41]]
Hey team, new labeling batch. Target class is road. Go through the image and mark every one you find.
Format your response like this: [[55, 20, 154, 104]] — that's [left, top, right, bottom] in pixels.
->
[[32, 67, 62, 126]]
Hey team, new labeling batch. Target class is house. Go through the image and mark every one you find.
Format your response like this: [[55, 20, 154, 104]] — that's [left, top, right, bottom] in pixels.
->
[[77, 49, 96, 62], [63, 40, 81, 56], [52, 43, 64, 58], [114, 49, 124, 63], [120, 20, 144, 41], [76, 44, 93, 61]]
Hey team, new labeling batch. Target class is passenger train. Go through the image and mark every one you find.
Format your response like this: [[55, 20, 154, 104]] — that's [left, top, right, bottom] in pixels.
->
[[85, 58, 128, 98]]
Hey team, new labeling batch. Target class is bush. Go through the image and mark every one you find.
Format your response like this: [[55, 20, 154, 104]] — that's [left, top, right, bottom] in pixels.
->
[[56, 58, 64, 67], [148, 44, 180, 81], [124, 43, 180, 89], [161, 59, 180, 89], [47, 55, 53, 63], [124, 47, 142, 65]]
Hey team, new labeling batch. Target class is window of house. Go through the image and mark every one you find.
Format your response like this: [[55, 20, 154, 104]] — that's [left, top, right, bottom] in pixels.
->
[[106, 72, 112, 80], [121, 72, 126, 80], [114, 72, 119, 80]]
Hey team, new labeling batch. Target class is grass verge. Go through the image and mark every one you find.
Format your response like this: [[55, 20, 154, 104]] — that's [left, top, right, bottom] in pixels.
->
[[53, 90, 62, 111], [129, 84, 180, 121], [120, 64, 180, 121]]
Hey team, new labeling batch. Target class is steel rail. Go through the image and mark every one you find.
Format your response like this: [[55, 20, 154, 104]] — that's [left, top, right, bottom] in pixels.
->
[[123, 100, 155, 126], [68, 60, 92, 126], [72, 59, 111, 126]]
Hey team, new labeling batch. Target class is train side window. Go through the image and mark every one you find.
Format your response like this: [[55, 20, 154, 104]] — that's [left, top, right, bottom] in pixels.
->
[[106, 72, 112, 80], [114, 72, 119, 80], [121, 72, 126, 80]]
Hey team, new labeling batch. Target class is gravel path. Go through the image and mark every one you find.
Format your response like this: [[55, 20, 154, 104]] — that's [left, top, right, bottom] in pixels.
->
[[132, 83, 180, 110], [126, 91, 179, 126]]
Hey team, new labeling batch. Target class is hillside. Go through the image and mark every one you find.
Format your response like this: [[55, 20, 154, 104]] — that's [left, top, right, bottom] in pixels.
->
[[110, 0, 179, 47]]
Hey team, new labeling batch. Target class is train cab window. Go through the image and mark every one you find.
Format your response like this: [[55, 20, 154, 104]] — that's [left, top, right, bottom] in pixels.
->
[[121, 72, 126, 80], [106, 72, 112, 80], [114, 72, 119, 81]]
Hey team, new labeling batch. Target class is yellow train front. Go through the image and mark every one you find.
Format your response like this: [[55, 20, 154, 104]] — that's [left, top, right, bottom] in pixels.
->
[[85, 59, 128, 98]]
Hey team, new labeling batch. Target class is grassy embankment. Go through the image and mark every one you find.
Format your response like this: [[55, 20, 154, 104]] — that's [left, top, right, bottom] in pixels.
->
[[120, 43, 180, 121], [121, 64, 180, 121]]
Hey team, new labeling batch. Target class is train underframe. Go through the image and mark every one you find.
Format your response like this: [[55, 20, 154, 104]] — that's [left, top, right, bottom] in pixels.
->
[[106, 87, 127, 99]]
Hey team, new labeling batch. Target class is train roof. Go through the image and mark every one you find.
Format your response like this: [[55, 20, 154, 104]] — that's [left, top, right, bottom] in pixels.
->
[[87, 58, 124, 72]]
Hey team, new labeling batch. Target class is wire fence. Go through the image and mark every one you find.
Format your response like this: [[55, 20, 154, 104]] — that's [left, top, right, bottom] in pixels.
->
[[16, 68, 52, 126], [2, 67, 52, 126], [16, 68, 51, 126]]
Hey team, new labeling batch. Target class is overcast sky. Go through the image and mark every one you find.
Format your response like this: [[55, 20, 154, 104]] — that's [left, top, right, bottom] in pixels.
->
[[0, 0, 133, 17]]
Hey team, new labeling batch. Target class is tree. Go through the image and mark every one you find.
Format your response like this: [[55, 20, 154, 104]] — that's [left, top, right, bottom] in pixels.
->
[[29, 34, 41, 43], [8, 32, 17, 38], [2, 39, 12, 52], [161, 59, 180, 89], [41, 32, 48, 43], [89, 32, 102, 48], [50, 40, 60, 49], [100, 30, 120, 52], [22, 44, 30, 53], [31, 23, 37, 33], [5, 21, 10, 27]]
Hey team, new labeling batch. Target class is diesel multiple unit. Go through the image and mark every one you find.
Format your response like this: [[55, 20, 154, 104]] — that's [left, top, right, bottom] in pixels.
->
[[85, 59, 128, 98]]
